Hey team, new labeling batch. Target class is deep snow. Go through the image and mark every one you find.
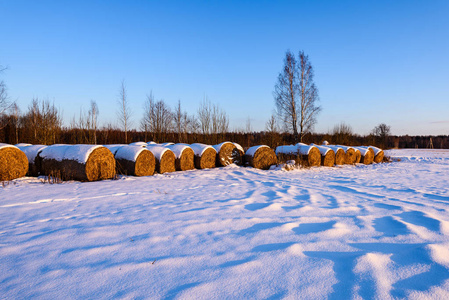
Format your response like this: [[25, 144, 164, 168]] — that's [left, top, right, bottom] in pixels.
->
[[1, 149, 449, 299]]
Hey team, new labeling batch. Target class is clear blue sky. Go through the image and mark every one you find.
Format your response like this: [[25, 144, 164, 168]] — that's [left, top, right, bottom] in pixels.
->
[[1, 0, 448, 135]]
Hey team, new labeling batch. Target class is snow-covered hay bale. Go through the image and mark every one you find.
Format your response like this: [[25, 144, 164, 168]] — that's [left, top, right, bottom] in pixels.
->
[[213, 141, 241, 167], [16, 144, 47, 176], [147, 145, 176, 174], [368, 146, 384, 163], [190, 143, 216, 169], [295, 143, 321, 167], [40, 144, 116, 181], [354, 147, 374, 165], [245, 145, 277, 170], [233, 143, 245, 165], [336, 145, 357, 164], [167, 144, 195, 171], [115, 146, 155, 176], [322, 145, 344, 165], [0, 143, 29, 181], [311, 144, 335, 167]]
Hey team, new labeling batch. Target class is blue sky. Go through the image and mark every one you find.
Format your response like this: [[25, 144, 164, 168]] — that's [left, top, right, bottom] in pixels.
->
[[1, 0, 448, 135]]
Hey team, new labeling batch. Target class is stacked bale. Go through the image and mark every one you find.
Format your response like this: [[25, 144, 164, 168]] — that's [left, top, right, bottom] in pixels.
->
[[213, 141, 241, 167], [295, 143, 321, 167], [39, 144, 116, 181], [310, 144, 336, 167], [245, 145, 277, 170], [16, 144, 48, 176], [0, 143, 29, 181], [114, 146, 155, 176], [335, 145, 357, 164], [167, 144, 195, 171], [146, 145, 176, 174], [354, 147, 374, 165], [233, 143, 245, 165], [15, 143, 32, 147], [190, 143, 217, 169]]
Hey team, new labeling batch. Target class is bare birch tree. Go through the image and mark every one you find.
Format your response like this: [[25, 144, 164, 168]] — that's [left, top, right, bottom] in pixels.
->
[[88, 100, 99, 144], [297, 51, 321, 142], [274, 50, 321, 142], [117, 80, 132, 143]]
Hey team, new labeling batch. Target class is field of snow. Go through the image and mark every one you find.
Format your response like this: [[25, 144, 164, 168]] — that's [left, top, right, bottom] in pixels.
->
[[1, 149, 449, 299]]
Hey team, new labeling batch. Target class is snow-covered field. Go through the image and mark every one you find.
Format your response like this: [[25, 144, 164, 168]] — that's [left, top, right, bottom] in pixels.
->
[[1, 149, 449, 299]]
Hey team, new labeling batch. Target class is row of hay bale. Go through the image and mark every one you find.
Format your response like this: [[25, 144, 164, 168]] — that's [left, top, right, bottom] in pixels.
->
[[275, 143, 384, 167], [1, 141, 249, 182], [0, 141, 384, 182]]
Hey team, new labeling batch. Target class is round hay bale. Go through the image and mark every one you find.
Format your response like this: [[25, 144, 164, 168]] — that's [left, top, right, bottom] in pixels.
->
[[335, 145, 357, 164], [190, 143, 217, 169], [233, 143, 245, 165], [310, 144, 336, 167], [295, 143, 321, 167], [16, 144, 47, 176], [355, 147, 374, 165], [364, 146, 384, 163], [213, 141, 241, 167], [330, 147, 345, 165], [167, 144, 195, 171], [147, 146, 176, 174], [245, 145, 277, 170], [115, 146, 155, 176], [0, 143, 29, 181], [40, 145, 116, 181]]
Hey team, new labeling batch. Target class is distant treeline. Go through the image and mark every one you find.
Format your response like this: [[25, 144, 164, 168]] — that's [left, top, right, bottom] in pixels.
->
[[2, 119, 447, 150], [0, 98, 447, 150]]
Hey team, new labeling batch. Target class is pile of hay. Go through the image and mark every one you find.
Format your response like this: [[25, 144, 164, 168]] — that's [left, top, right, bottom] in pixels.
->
[[0, 143, 29, 181], [213, 141, 241, 167], [233, 143, 245, 165], [295, 143, 321, 167], [310, 144, 336, 167], [39, 144, 116, 181], [190, 143, 217, 169], [354, 147, 374, 164], [245, 145, 277, 170], [335, 145, 357, 164], [146, 145, 176, 174], [16, 144, 48, 176], [114, 146, 155, 176], [167, 144, 195, 171]]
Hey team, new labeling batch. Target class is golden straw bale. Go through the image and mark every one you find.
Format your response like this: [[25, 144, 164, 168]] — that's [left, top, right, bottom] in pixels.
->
[[245, 145, 277, 170], [0, 144, 29, 181]]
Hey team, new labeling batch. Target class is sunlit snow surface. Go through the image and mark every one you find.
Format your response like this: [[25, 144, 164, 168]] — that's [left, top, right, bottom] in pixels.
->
[[1, 149, 449, 299]]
